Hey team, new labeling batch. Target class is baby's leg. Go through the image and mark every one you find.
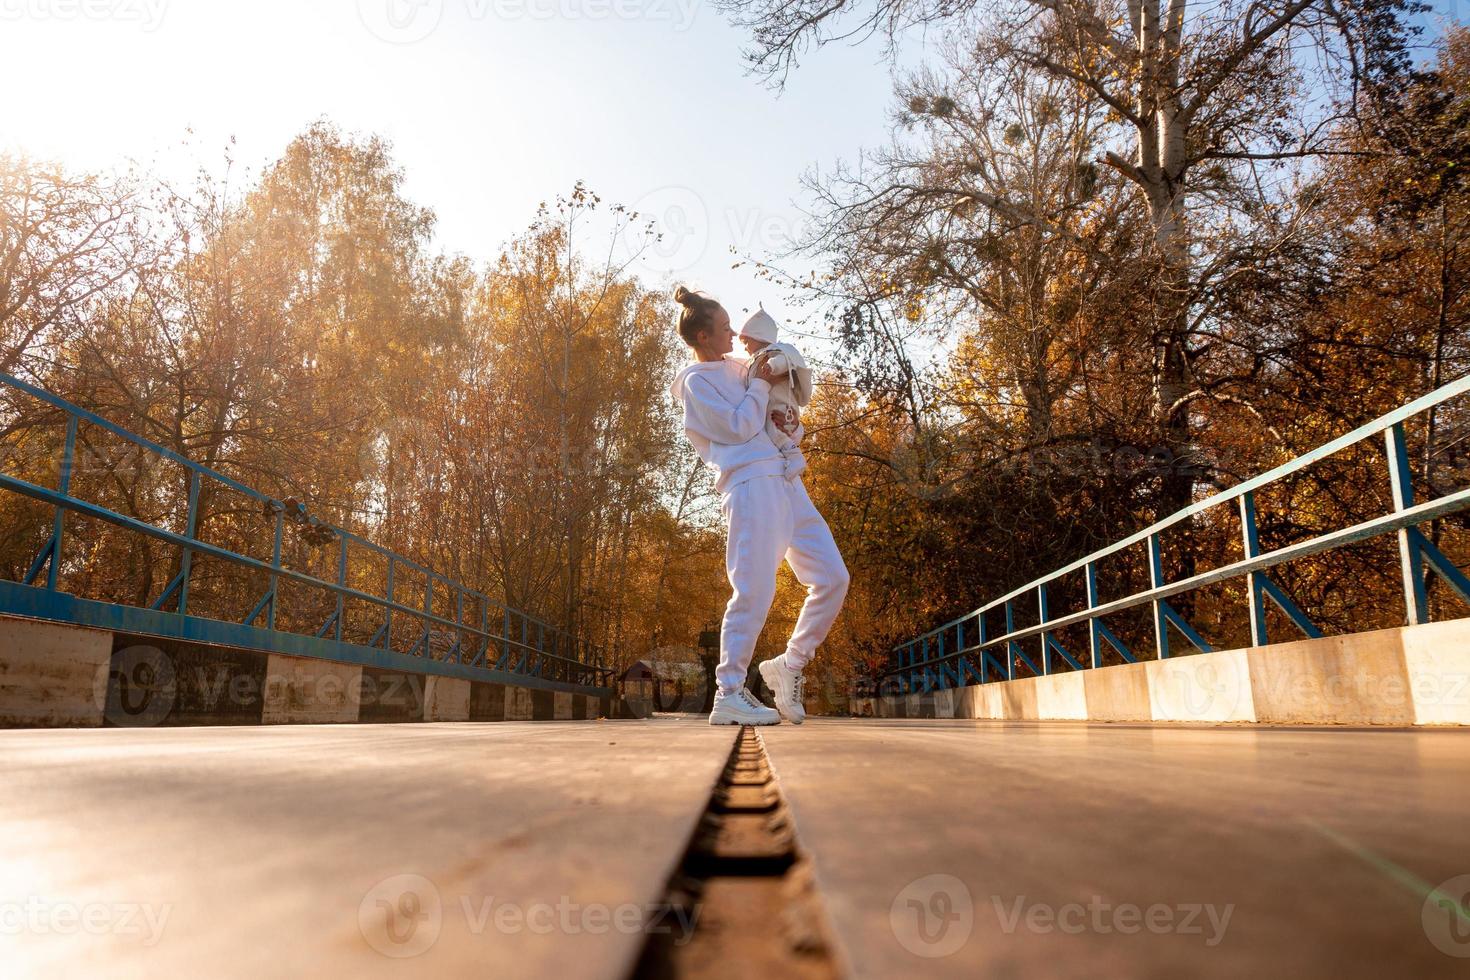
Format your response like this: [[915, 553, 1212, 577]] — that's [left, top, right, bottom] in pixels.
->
[[766, 422, 808, 478], [767, 420, 795, 453], [782, 445, 807, 478]]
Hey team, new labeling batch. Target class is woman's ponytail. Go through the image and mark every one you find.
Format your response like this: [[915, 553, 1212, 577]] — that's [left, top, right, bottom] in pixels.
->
[[674, 285, 722, 346]]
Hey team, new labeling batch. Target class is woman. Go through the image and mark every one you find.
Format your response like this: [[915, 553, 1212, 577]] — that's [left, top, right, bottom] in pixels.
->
[[667, 286, 850, 725]]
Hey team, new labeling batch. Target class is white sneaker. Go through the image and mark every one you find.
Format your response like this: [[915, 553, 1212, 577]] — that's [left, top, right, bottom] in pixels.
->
[[709, 688, 780, 726], [759, 654, 806, 725]]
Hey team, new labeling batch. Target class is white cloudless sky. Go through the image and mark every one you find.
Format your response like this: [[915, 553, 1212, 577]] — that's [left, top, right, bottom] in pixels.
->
[[1, 0, 915, 331]]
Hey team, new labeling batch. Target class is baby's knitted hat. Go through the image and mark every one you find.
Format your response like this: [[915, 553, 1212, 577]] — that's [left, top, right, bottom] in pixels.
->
[[740, 304, 779, 344]]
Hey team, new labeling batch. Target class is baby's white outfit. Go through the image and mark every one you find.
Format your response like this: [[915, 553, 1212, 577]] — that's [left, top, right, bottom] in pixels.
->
[[738, 306, 813, 479]]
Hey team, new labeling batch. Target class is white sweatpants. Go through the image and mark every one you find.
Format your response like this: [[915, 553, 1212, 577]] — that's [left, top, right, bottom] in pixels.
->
[[717, 475, 850, 693]]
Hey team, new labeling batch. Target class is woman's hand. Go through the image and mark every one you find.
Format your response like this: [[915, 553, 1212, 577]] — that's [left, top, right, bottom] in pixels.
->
[[754, 359, 787, 385]]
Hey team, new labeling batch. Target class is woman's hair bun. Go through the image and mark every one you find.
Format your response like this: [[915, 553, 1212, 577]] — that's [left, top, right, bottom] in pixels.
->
[[672, 286, 721, 346]]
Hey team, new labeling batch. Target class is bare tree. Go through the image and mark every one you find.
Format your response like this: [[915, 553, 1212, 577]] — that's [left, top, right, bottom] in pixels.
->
[[0, 155, 149, 378], [719, 0, 1423, 514]]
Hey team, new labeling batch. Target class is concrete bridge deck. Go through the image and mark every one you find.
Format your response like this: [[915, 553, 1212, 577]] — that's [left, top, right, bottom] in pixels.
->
[[2, 717, 1468, 977], [766, 719, 1470, 978]]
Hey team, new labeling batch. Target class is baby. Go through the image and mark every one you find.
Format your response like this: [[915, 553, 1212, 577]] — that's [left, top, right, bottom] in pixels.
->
[[736, 305, 813, 478]]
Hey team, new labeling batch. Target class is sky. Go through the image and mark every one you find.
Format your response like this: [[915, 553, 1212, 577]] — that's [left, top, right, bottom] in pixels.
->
[[3, 0, 1463, 333], [0, 0, 915, 333]]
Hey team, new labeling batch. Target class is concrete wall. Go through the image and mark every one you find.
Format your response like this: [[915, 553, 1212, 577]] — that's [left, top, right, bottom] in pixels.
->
[[262, 654, 363, 725], [0, 617, 112, 727], [506, 684, 535, 721], [423, 676, 472, 722], [1402, 619, 1470, 725], [1146, 648, 1256, 723], [879, 619, 1470, 726], [470, 681, 508, 721], [0, 613, 611, 728]]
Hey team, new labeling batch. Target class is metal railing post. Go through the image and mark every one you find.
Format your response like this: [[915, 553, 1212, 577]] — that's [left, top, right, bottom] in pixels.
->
[[978, 613, 989, 682], [936, 630, 945, 690], [1037, 583, 1051, 675], [268, 509, 282, 631], [520, 612, 528, 670], [453, 588, 464, 663], [1387, 421, 1429, 625], [177, 470, 200, 615], [479, 598, 489, 664], [956, 620, 965, 685], [46, 415, 78, 591], [1085, 561, 1101, 669], [383, 557, 394, 650], [423, 573, 434, 656], [921, 635, 930, 692], [334, 533, 347, 642], [1148, 532, 1169, 659], [1239, 490, 1269, 645], [1004, 601, 1016, 680]]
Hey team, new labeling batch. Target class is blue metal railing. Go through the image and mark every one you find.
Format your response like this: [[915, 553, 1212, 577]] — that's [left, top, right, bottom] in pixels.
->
[[882, 375, 1470, 694], [0, 370, 612, 693]]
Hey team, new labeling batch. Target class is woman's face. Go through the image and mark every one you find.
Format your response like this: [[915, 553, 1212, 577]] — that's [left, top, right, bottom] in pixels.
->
[[695, 306, 734, 360]]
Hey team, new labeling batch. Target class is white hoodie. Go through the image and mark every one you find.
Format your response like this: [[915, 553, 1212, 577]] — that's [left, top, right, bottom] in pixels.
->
[[669, 359, 787, 493]]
